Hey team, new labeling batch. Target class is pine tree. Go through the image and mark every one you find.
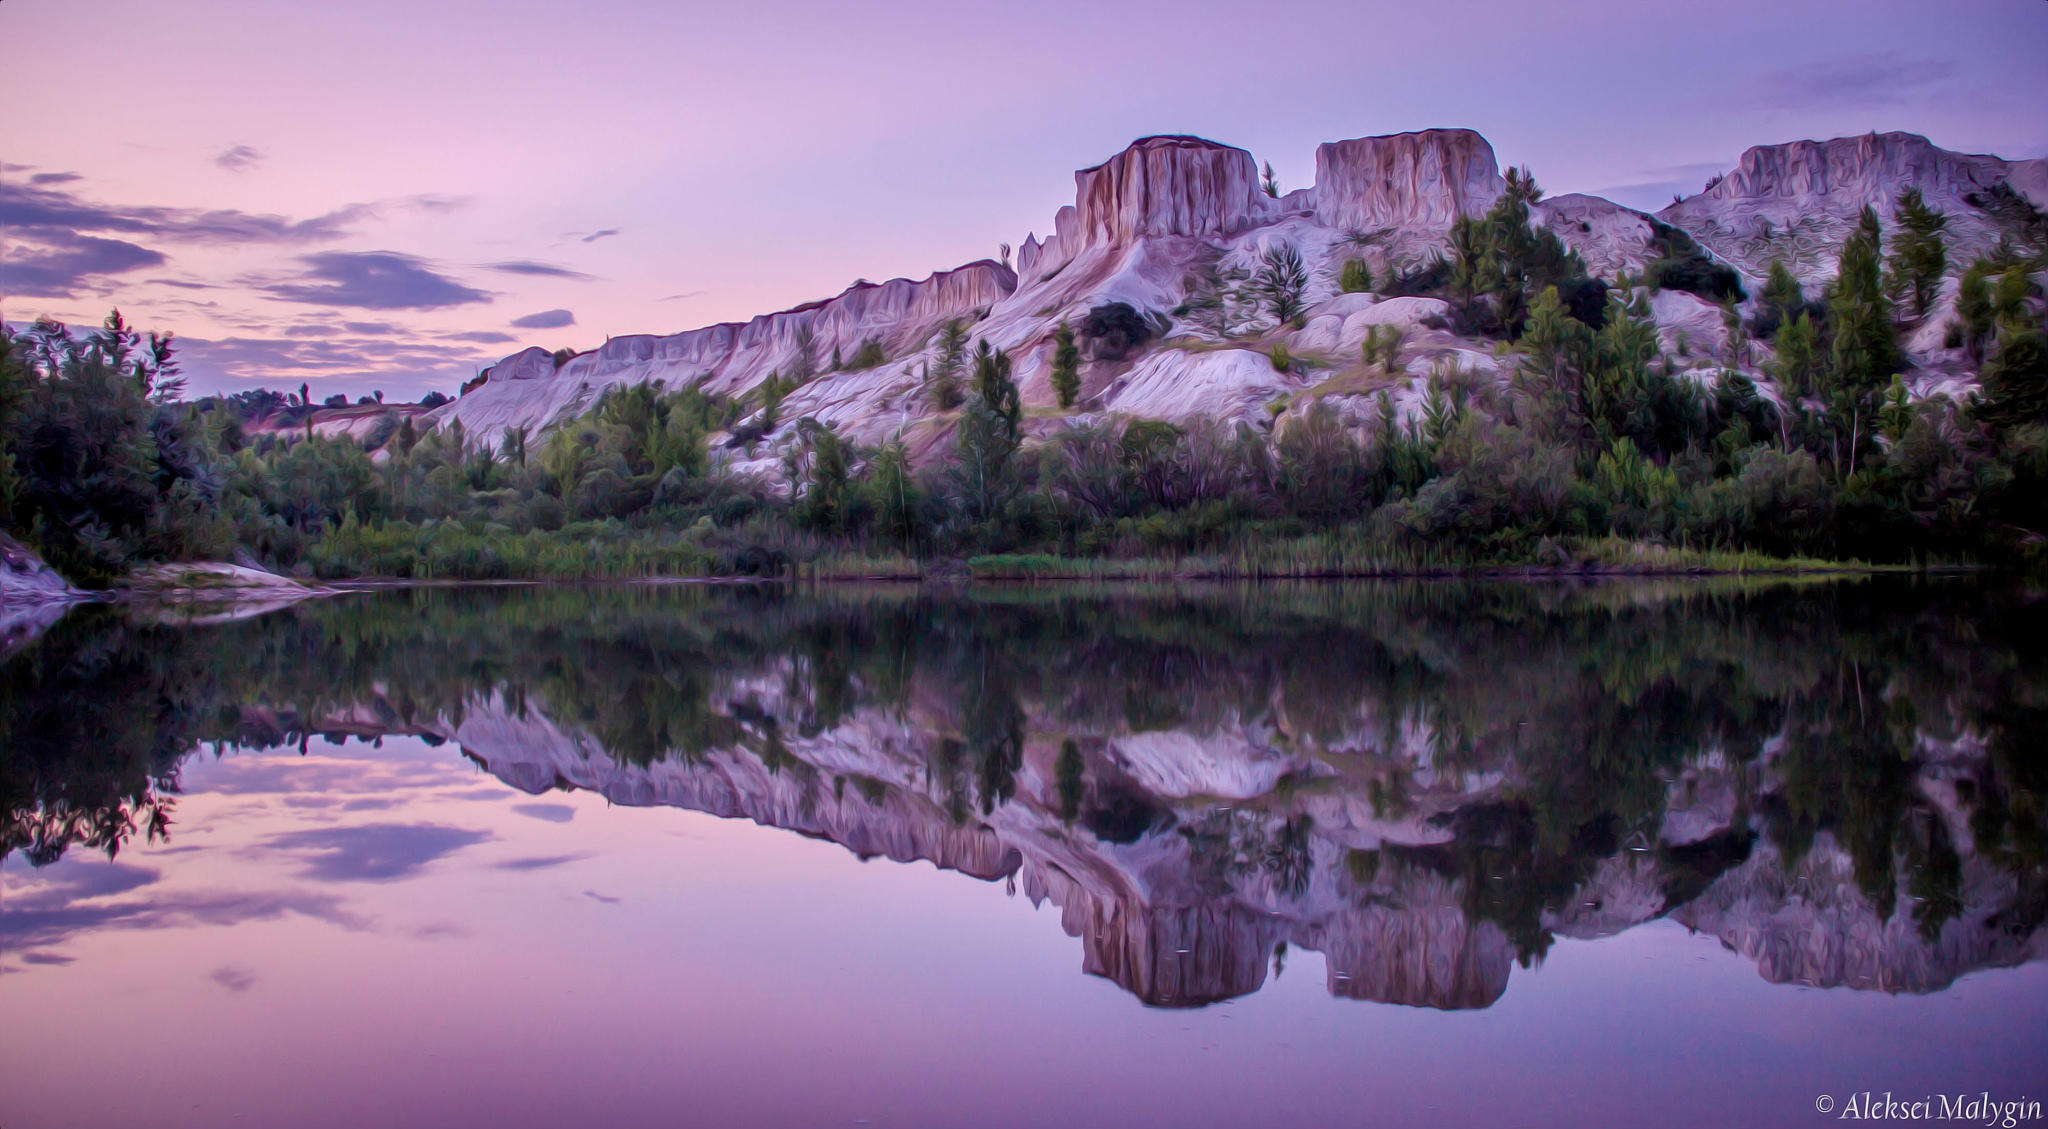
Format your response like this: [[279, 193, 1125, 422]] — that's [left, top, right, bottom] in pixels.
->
[[928, 320, 967, 411], [955, 341, 1020, 524], [1051, 321, 1081, 409], [1827, 207, 1899, 399], [1260, 161, 1280, 199], [1886, 187, 1948, 320]]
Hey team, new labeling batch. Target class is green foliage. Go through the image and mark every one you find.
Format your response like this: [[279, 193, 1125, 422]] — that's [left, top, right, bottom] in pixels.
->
[[1442, 167, 1594, 337], [1078, 302, 1155, 360], [1051, 321, 1081, 409], [1260, 160, 1280, 199], [1251, 242, 1310, 327], [1338, 258, 1375, 294], [1647, 220, 1745, 303], [927, 320, 968, 410], [847, 337, 886, 371], [0, 315, 229, 583], [954, 341, 1021, 528], [1268, 343, 1293, 373], [1886, 187, 1948, 320]]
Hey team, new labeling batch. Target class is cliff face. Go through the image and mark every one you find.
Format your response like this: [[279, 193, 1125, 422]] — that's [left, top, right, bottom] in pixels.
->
[[432, 260, 1015, 441], [1074, 136, 1275, 247], [1310, 128, 1504, 231], [1660, 131, 2034, 284]]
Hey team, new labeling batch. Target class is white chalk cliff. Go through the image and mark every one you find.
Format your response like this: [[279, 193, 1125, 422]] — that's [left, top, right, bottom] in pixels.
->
[[430, 127, 2046, 466]]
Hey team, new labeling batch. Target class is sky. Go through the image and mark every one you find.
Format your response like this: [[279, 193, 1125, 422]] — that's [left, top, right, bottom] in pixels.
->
[[3, 0, 2044, 401]]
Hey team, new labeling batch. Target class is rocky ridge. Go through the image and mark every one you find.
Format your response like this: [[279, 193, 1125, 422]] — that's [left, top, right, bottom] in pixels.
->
[[430, 127, 2046, 471]]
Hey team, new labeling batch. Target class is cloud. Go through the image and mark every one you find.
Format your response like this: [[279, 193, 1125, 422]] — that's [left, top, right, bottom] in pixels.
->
[[21, 951, 75, 966], [263, 822, 491, 882], [259, 251, 491, 310], [583, 890, 622, 905], [214, 145, 264, 173], [145, 277, 218, 291], [0, 179, 373, 246], [658, 291, 705, 302], [510, 308, 574, 329], [580, 229, 619, 243], [1755, 53, 1957, 111], [493, 853, 591, 872], [2, 231, 167, 298], [209, 965, 259, 992], [1588, 161, 1732, 211], [443, 331, 516, 345], [511, 802, 575, 823], [29, 171, 82, 186], [488, 260, 594, 280]]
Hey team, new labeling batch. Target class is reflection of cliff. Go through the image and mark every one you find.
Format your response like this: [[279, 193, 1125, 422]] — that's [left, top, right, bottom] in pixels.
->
[[417, 673, 2044, 1011]]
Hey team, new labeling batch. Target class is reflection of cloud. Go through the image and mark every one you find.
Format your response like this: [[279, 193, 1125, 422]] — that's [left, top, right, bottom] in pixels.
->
[[1755, 53, 1957, 111], [210, 965, 258, 992], [583, 890, 621, 905], [214, 145, 264, 173], [257, 251, 491, 310], [0, 861, 366, 954], [263, 822, 491, 882], [494, 854, 591, 872], [413, 922, 469, 940], [511, 803, 575, 824], [510, 308, 575, 329], [488, 260, 594, 281]]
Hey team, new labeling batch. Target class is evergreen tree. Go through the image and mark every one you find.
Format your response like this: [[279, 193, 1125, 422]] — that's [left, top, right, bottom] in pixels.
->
[[1051, 321, 1081, 409], [928, 320, 968, 411], [955, 341, 1020, 525], [1886, 187, 1948, 320], [1251, 242, 1309, 326], [1822, 208, 1900, 473], [1260, 161, 1280, 199]]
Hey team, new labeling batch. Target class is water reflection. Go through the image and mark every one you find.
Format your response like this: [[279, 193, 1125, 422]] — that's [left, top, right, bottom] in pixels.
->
[[4, 579, 2044, 1008]]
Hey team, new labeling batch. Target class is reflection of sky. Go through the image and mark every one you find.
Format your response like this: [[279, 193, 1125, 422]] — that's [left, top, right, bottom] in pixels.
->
[[3, 734, 2044, 1129]]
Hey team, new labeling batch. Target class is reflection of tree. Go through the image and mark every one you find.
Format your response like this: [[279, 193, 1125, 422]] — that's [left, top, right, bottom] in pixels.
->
[[3, 576, 2044, 984]]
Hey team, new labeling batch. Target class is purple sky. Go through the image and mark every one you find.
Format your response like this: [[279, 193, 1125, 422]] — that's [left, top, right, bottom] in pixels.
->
[[3, 0, 2044, 399]]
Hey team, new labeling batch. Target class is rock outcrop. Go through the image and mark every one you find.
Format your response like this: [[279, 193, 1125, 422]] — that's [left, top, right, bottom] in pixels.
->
[[1660, 131, 2038, 284], [1309, 128, 1504, 231]]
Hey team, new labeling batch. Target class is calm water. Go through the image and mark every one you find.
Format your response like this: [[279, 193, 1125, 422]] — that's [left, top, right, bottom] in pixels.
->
[[2, 579, 2044, 1128]]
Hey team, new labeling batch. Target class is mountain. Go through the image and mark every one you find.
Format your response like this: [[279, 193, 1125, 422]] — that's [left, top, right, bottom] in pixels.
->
[[430, 127, 2045, 466]]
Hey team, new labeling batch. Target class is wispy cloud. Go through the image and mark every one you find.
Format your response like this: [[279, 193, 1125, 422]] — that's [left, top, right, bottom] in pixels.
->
[[214, 145, 264, 173], [579, 229, 619, 244], [1755, 53, 1957, 111], [510, 308, 574, 329], [658, 291, 706, 302], [488, 260, 594, 281], [257, 251, 491, 310]]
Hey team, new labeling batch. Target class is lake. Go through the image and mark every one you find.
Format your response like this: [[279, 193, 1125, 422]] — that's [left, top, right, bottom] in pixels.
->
[[2, 578, 2044, 1128]]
